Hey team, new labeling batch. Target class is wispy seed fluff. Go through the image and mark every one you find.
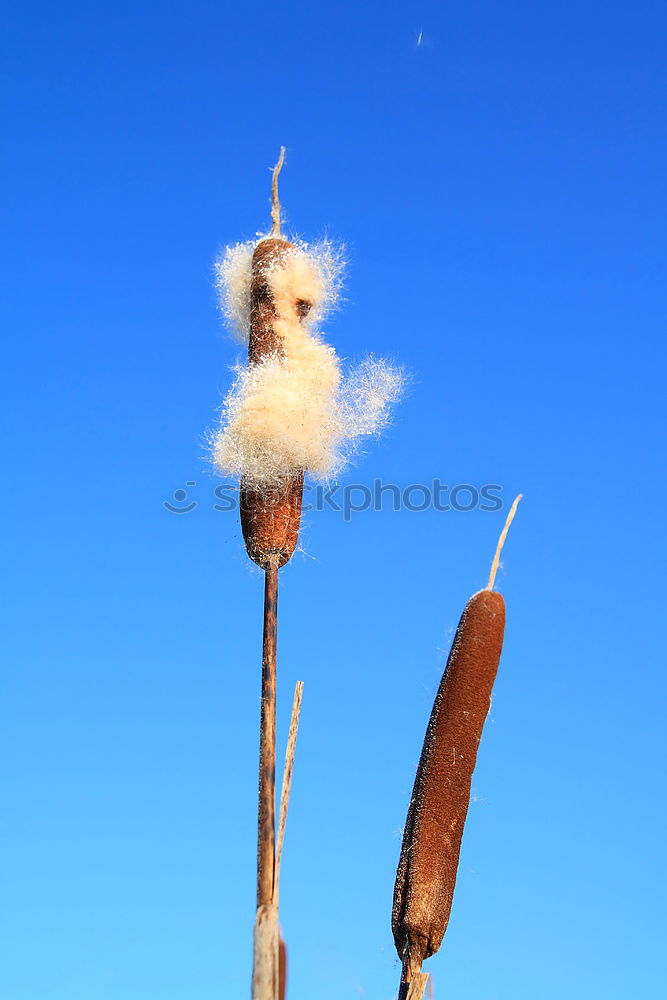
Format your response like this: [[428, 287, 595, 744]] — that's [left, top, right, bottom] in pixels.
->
[[212, 239, 405, 487]]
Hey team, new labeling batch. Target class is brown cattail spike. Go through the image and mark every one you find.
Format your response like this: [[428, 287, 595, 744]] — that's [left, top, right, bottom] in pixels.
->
[[392, 588, 506, 970], [240, 475, 304, 570], [248, 237, 294, 362], [240, 235, 307, 569]]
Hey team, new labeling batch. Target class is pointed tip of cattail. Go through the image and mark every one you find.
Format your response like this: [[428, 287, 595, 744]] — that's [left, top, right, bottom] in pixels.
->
[[487, 493, 522, 590], [271, 146, 286, 237]]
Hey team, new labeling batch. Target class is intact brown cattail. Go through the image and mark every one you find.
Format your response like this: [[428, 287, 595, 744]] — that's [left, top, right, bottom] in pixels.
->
[[240, 237, 305, 569], [392, 497, 521, 994]]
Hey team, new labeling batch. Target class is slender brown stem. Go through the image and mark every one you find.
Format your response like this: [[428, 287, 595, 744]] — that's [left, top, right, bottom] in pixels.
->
[[257, 563, 279, 908], [398, 957, 415, 1000], [399, 958, 429, 1000]]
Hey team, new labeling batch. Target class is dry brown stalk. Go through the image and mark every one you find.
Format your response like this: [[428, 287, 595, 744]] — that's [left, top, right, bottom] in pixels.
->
[[249, 152, 308, 1000], [275, 681, 304, 897], [252, 564, 279, 1000], [397, 955, 430, 1000], [406, 972, 430, 1000], [257, 564, 279, 911], [392, 498, 521, 995], [252, 901, 279, 1000]]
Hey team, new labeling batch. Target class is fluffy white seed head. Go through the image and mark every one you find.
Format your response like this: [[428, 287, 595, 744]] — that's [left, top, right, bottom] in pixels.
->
[[214, 238, 344, 341], [212, 238, 404, 488]]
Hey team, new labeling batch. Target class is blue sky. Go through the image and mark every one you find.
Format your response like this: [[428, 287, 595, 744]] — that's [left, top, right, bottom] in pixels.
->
[[2, 1, 666, 997]]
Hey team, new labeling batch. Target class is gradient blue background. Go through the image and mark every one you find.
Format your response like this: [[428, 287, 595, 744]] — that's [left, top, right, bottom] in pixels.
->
[[2, 2, 666, 997]]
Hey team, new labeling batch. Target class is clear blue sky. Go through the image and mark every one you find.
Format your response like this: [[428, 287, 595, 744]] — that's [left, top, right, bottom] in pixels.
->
[[2, 2, 666, 997]]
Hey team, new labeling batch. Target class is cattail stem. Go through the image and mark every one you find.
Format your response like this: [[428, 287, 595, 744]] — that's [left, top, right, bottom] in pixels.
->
[[253, 564, 280, 1000], [257, 563, 279, 909], [398, 957, 419, 1000], [399, 959, 429, 1000]]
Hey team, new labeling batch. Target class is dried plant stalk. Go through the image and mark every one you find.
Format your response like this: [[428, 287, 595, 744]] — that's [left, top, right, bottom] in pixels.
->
[[406, 972, 430, 1000], [252, 563, 280, 1000], [257, 565, 279, 910], [212, 149, 404, 999], [248, 154, 307, 1000], [252, 902, 279, 1000], [275, 681, 304, 895]]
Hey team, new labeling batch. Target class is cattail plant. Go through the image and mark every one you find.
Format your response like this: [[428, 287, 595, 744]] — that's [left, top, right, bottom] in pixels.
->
[[210, 149, 404, 999], [392, 496, 522, 999]]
